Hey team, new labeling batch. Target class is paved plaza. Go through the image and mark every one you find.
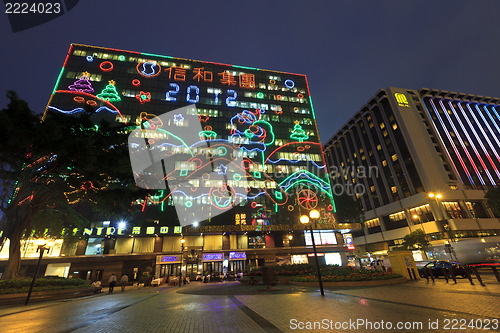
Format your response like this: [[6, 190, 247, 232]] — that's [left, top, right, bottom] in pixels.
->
[[0, 275, 498, 333]]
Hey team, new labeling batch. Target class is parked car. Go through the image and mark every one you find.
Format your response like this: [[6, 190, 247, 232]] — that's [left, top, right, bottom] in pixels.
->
[[418, 260, 467, 278]]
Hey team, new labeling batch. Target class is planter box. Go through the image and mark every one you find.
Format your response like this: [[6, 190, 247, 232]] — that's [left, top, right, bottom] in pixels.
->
[[0, 287, 94, 305], [289, 277, 407, 287]]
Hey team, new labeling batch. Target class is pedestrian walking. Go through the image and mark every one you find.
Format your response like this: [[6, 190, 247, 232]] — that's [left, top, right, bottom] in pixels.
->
[[120, 274, 129, 292], [108, 273, 117, 293]]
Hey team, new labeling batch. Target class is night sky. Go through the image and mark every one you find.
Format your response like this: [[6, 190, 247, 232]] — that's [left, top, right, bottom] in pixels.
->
[[1, 1, 499, 143]]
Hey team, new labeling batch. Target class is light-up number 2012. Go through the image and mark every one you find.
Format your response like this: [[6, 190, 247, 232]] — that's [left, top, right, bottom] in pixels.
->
[[166, 84, 237, 107]]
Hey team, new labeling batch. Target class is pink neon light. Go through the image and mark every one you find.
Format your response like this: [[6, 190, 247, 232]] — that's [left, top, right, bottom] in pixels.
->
[[463, 103, 500, 173], [429, 99, 474, 184], [439, 100, 485, 185], [453, 102, 500, 182]]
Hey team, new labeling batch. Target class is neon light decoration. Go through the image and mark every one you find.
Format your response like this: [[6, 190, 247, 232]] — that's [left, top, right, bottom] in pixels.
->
[[45, 44, 335, 226], [97, 81, 121, 103], [290, 121, 309, 142], [135, 91, 151, 104], [86, 56, 93, 62], [68, 73, 94, 93], [137, 61, 161, 77], [99, 61, 114, 72]]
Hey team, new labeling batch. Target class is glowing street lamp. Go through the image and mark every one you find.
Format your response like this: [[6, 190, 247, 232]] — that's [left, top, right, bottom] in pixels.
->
[[300, 210, 325, 296], [25, 239, 55, 305]]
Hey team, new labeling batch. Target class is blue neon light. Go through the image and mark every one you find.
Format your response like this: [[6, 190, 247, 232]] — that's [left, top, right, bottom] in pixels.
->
[[166, 83, 180, 101], [226, 90, 237, 107], [284, 79, 295, 89], [186, 85, 200, 103]]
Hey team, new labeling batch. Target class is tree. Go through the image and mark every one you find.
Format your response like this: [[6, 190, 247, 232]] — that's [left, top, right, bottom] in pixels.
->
[[96, 80, 121, 102], [333, 192, 364, 224], [68, 73, 94, 93], [0, 91, 142, 279], [290, 122, 309, 142], [485, 187, 500, 217], [402, 229, 430, 252]]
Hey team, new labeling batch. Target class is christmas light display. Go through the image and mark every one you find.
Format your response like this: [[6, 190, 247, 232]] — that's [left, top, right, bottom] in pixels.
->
[[44, 44, 335, 226]]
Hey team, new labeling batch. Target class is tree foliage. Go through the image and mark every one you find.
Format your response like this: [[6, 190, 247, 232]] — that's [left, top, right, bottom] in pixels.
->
[[0, 91, 144, 279], [402, 229, 430, 251], [485, 187, 500, 217], [333, 192, 364, 224]]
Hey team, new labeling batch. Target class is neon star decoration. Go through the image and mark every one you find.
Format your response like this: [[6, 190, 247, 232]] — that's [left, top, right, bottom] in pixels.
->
[[216, 164, 228, 175], [135, 91, 151, 104], [173, 114, 184, 126]]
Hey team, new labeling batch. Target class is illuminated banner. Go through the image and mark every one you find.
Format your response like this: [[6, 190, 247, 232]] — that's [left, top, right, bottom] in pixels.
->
[[395, 93, 409, 108], [343, 233, 355, 250], [203, 253, 224, 261], [229, 252, 246, 260], [160, 256, 179, 262]]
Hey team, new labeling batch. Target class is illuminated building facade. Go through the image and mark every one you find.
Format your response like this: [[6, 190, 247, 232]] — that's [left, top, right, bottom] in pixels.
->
[[0, 44, 358, 281], [323, 87, 500, 261]]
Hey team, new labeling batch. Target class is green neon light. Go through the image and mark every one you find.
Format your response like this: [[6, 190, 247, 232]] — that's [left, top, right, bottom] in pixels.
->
[[156, 128, 194, 156], [217, 147, 227, 156], [141, 52, 173, 60], [308, 96, 317, 120], [233, 173, 242, 181], [119, 55, 125, 61], [274, 203, 278, 213], [185, 200, 193, 208], [257, 92, 264, 99], [180, 169, 188, 177], [275, 191, 283, 200], [233, 64, 260, 71], [198, 130, 217, 140], [283, 180, 333, 198], [278, 170, 333, 198], [52, 67, 66, 94], [253, 171, 261, 179]]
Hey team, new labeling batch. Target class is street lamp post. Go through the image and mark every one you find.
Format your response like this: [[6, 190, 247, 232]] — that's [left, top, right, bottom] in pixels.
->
[[300, 210, 324, 296], [179, 237, 185, 287], [288, 234, 293, 263], [25, 239, 55, 305]]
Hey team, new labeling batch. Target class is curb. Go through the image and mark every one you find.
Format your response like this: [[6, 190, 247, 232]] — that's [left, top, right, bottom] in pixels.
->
[[288, 277, 408, 287]]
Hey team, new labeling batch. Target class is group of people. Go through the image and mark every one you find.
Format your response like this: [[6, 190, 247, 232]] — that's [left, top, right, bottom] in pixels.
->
[[91, 273, 129, 294]]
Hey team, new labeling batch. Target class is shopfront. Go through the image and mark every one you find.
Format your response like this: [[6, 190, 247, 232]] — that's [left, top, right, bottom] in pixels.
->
[[202, 253, 224, 274], [156, 255, 182, 278], [228, 252, 246, 273]]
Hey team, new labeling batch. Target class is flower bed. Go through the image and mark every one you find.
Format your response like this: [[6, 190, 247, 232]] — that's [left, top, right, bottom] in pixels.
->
[[249, 264, 402, 283], [0, 278, 88, 294]]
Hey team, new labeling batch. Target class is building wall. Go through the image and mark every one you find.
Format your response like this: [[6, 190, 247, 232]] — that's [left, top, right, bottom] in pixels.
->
[[323, 87, 500, 249]]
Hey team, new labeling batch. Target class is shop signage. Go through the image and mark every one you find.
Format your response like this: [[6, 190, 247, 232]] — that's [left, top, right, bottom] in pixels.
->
[[343, 233, 355, 250], [161, 256, 179, 262], [229, 252, 246, 260], [203, 253, 224, 261]]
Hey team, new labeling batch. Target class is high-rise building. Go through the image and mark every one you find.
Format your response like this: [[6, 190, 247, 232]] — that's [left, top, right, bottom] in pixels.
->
[[323, 87, 500, 261], [45, 43, 336, 228], [1, 44, 357, 281]]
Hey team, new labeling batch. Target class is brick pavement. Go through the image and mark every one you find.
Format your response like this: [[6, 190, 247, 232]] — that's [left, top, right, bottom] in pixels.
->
[[0, 278, 497, 333]]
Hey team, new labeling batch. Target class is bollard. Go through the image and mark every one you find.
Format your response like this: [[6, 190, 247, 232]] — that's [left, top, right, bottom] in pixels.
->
[[492, 267, 500, 283], [411, 268, 418, 281], [471, 266, 485, 286], [448, 267, 457, 284], [465, 265, 475, 285], [441, 267, 449, 283], [407, 268, 414, 280], [427, 268, 435, 283]]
